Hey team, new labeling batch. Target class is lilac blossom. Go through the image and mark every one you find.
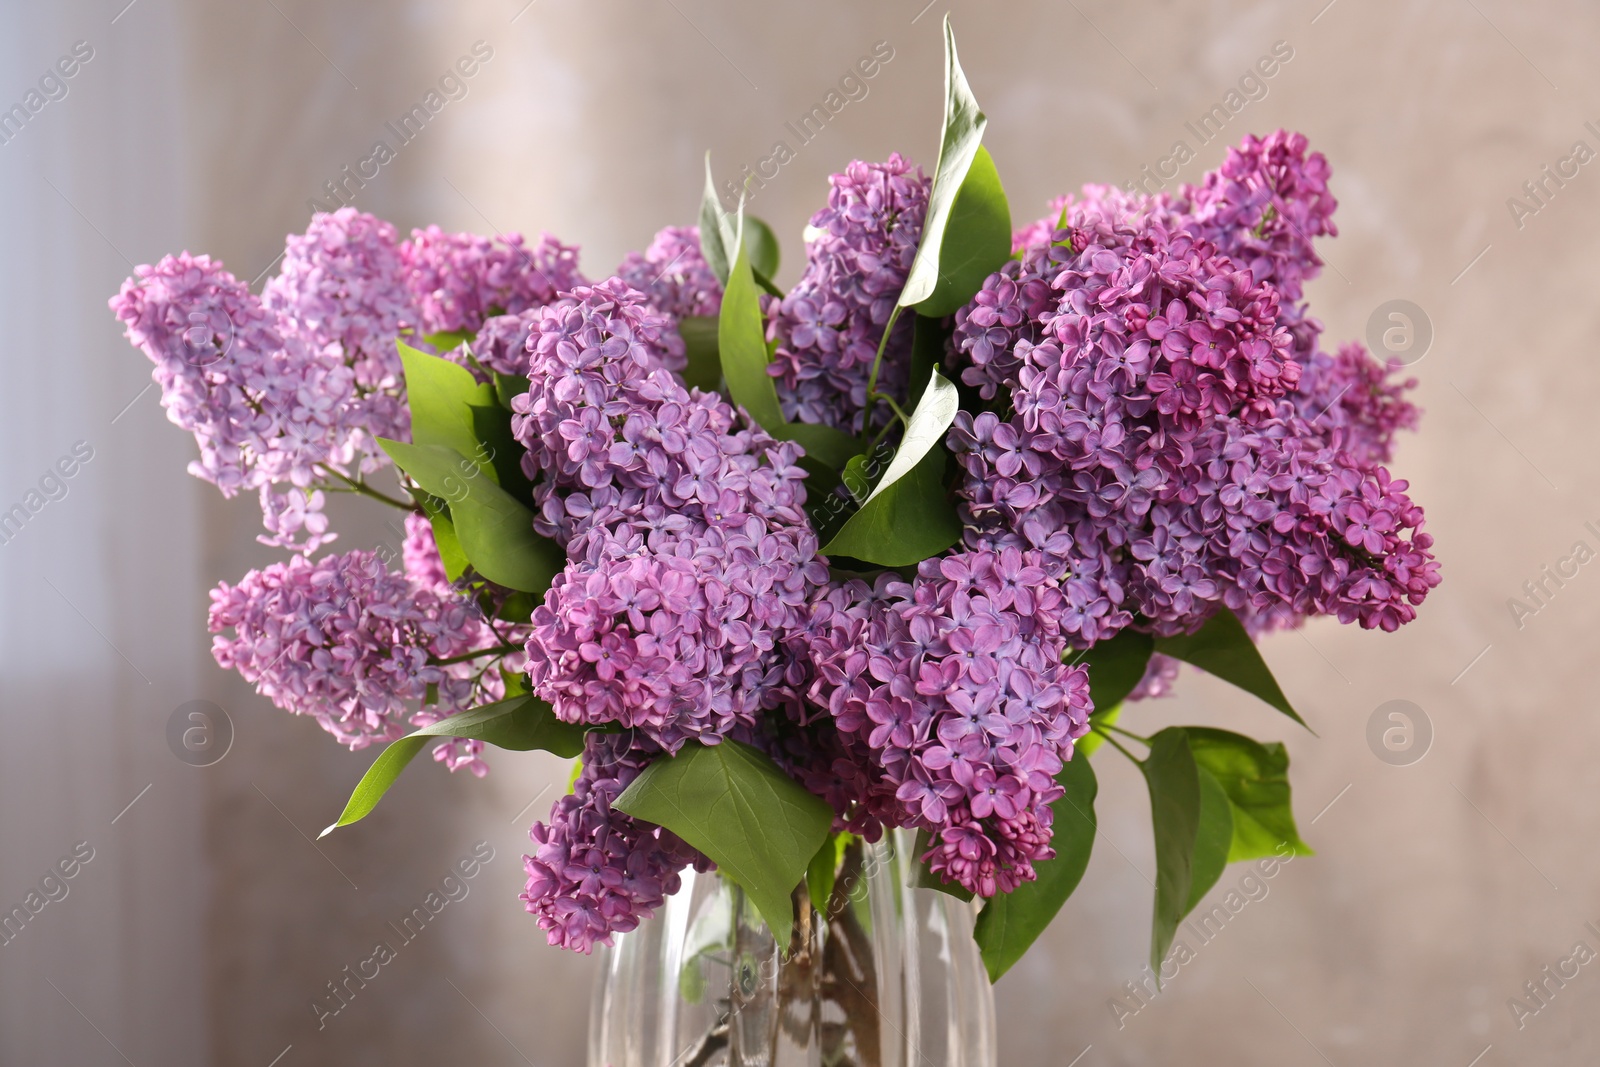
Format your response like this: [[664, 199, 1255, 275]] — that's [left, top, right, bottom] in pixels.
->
[[262, 207, 416, 445], [767, 155, 930, 433], [615, 226, 722, 319], [512, 278, 826, 750], [402, 226, 585, 337], [109, 252, 358, 553], [522, 731, 708, 952], [799, 551, 1093, 897], [208, 550, 499, 762]]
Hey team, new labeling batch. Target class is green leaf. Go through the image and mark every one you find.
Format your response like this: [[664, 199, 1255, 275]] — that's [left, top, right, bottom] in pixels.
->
[[677, 315, 723, 393], [910, 145, 1012, 318], [1186, 727, 1313, 861], [1187, 766, 1234, 914], [819, 370, 962, 566], [744, 216, 781, 283], [820, 446, 960, 566], [907, 313, 949, 408], [468, 404, 536, 502], [1154, 610, 1308, 729], [699, 154, 738, 286], [613, 740, 833, 945], [899, 16, 1004, 314], [493, 372, 530, 412], [379, 439, 563, 594], [806, 832, 851, 916], [397, 342, 497, 474], [717, 216, 860, 470], [864, 369, 959, 507], [1141, 728, 1201, 972], [415, 493, 469, 583], [320, 696, 586, 836], [974, 753, 1097, 981], [1076, 628, 1154, 713], [423, 329, 473, 353]]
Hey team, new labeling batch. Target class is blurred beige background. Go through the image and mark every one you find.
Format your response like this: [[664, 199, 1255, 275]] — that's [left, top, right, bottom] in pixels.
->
[[1, 0, 1597, 1063]]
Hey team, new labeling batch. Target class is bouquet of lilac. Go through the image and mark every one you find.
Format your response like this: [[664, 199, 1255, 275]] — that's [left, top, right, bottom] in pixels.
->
[[110, 21, 1436, 983]]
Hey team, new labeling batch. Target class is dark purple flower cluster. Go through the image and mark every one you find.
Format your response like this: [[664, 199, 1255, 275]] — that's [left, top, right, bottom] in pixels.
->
[[615, 225, 722, 320], [797, 550, 1092, 896], [767, 154, 929, 433], [522, 732, 708, 953], [952, 133, 1438, 641], [511, 279, 826, 752]]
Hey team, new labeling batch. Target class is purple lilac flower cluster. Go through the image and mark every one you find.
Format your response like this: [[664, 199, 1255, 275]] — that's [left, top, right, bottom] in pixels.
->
[[402, 225, 585, 337], [510, 279, 826, 749], [262, 207, 416, 448], [522, 732, 709, 951], [797, 551, 1092, 896], [109, 252, 356, 554], [951, 133, 1438, 641], [614, 225, 722, 320], [767, 154, 929, 433], [208, 549, 497, 757]]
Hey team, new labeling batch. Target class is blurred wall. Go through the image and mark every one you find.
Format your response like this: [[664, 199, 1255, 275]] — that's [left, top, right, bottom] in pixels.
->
[[3, 0, 1599, 1064]]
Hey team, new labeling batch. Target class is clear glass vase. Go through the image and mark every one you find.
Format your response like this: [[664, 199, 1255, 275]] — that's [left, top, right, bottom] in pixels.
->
[[588, 831, 996, 1067]]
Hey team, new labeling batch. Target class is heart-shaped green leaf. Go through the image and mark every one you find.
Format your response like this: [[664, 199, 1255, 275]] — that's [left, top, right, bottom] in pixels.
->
[[321, 695, 586, 837], [1154, 610, 1308, 729], [819, 370, 962, 566], [1186, 727, 1313, 861], [397, 342, 497, 476], [973, 753, 1098, 981], [379, 439, 562, 594], [613, 740, 833, 945]]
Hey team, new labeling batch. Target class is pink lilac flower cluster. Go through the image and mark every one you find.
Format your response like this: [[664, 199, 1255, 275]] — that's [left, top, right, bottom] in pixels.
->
[[522, 732, 709, 951], [614, 225, 723, 320], [510, 279, 826, 750], [950, 133, 1438, 642], [402, 225, 585, 337], [208, 549, 500, 771], [109, 252, 356, 554], [767, 154, 929, 433], [262, 207, 416, 448], [795, 551, 1092, 895]]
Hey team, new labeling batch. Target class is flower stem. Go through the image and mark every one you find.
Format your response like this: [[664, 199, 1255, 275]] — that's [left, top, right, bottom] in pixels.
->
[[860, 305, 905, 446], [1101, 721, 1152, 745], [1093, 727, 1143, 765], [319, 466, 414, 510], [430, 645, 519, 667]]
